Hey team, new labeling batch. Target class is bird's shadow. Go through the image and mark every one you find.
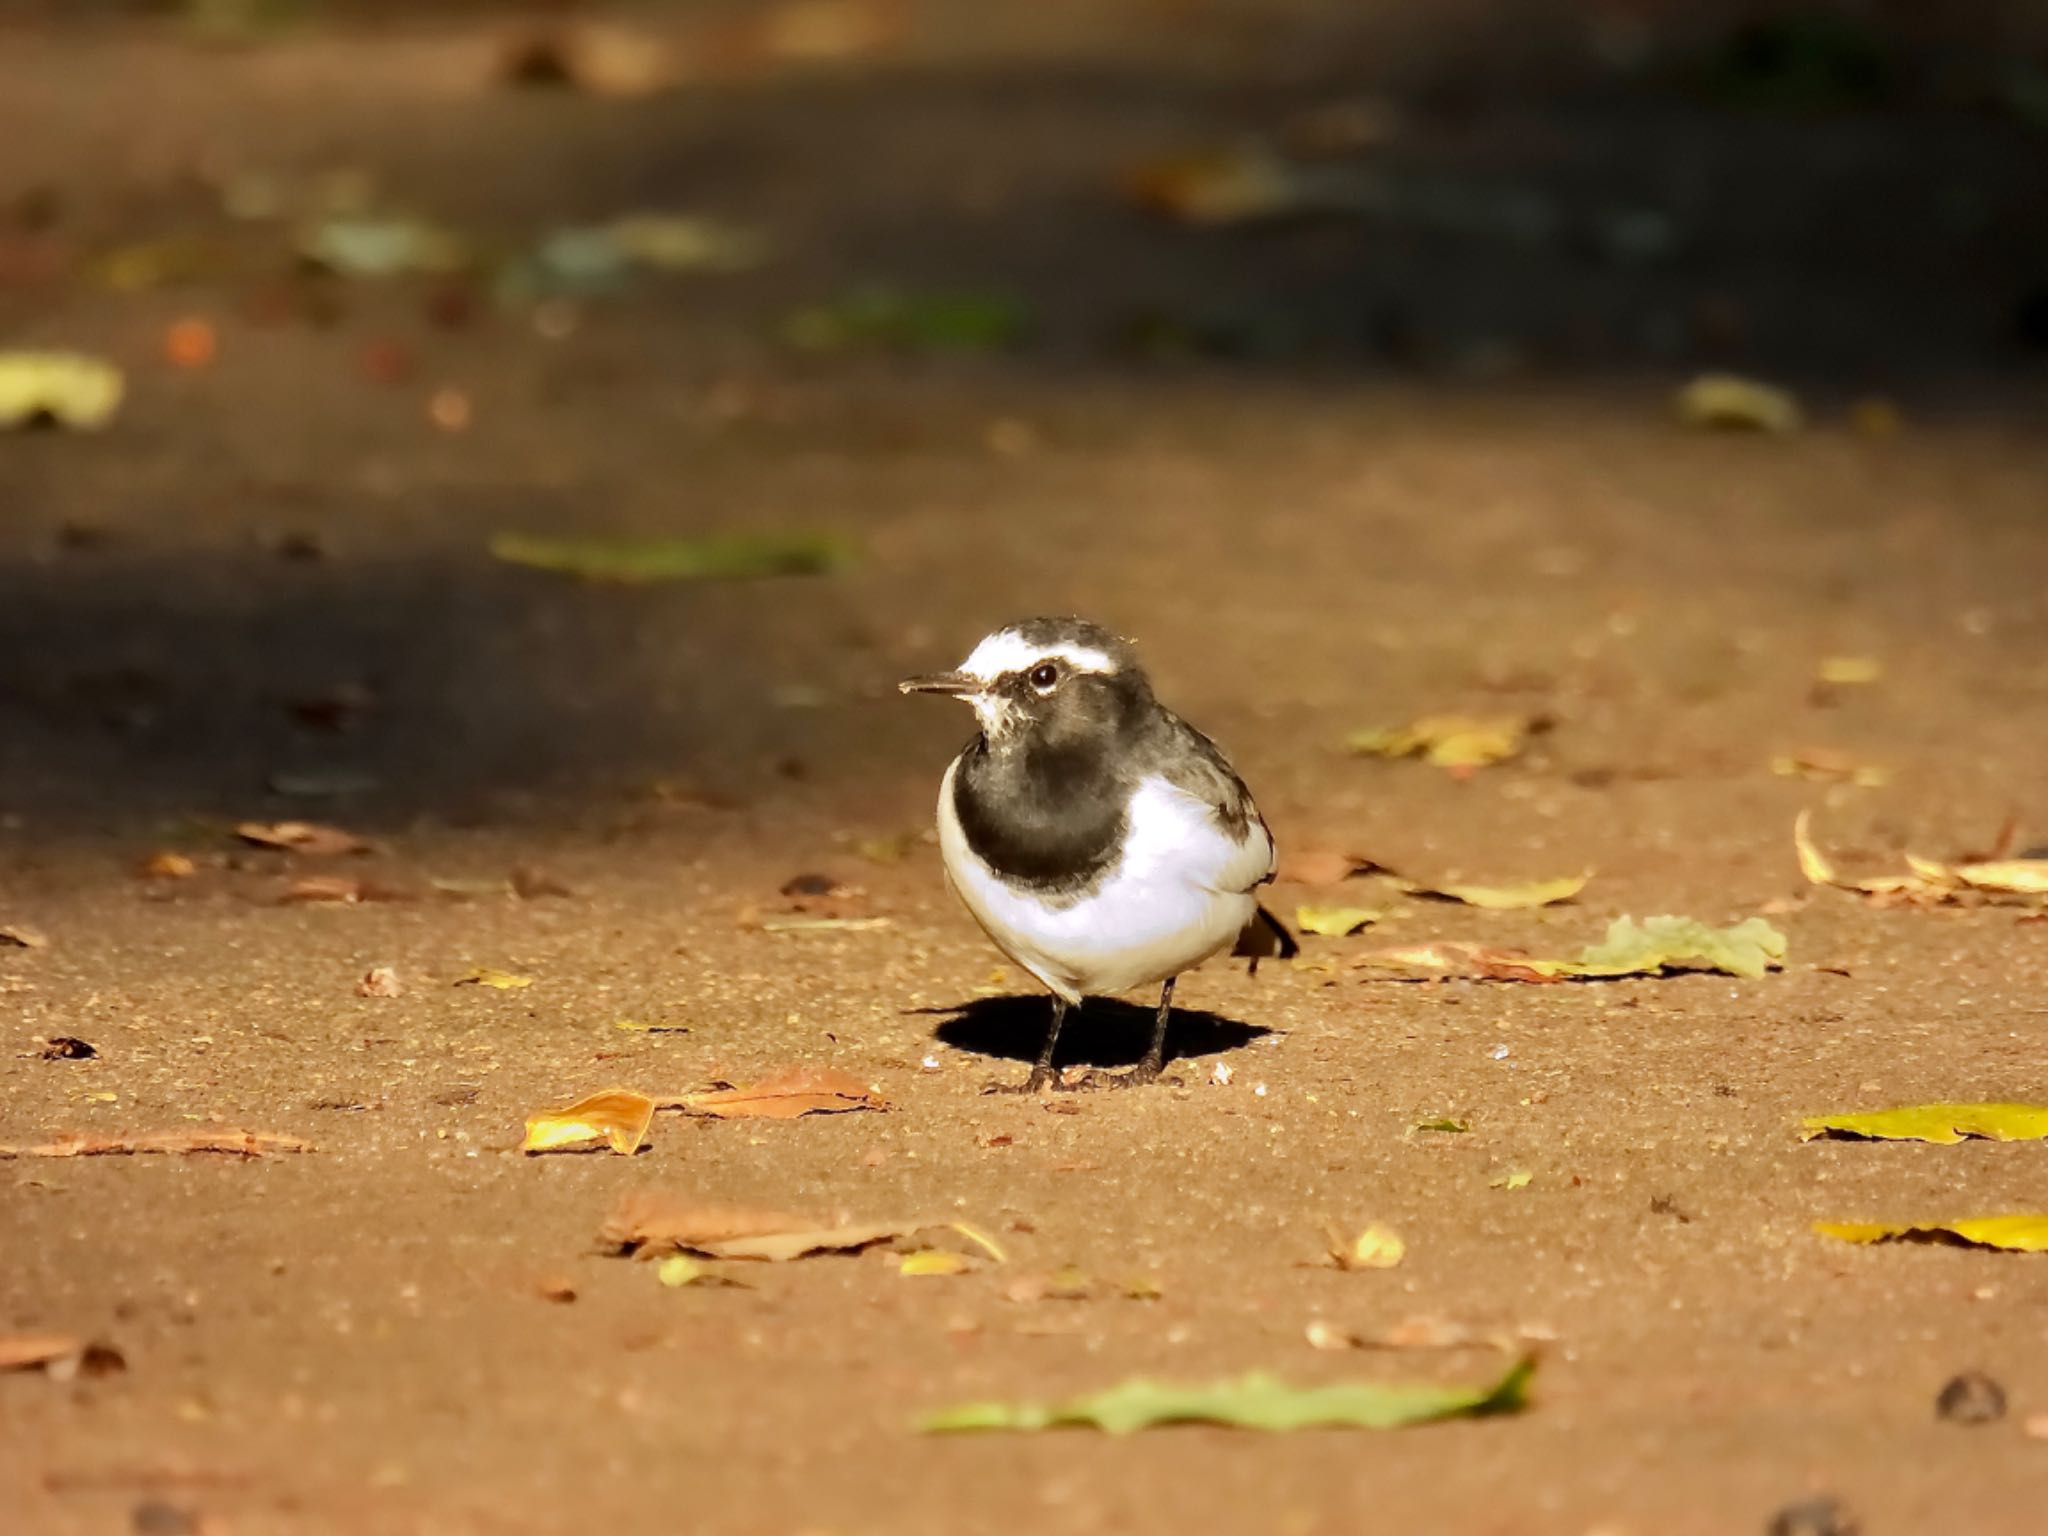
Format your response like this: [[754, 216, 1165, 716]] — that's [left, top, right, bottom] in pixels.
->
[[920, 994, 1269, 1071]]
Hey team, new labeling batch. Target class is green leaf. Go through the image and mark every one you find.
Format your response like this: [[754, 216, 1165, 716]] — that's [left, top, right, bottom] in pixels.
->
[[779, 288, 1031, 353], [1563, 915, 1786, 980], [1401, 874, 1589, 910], [1413, 1117, 1469, 1134], [1294, 905, 1380, 937], [918, 1356, 1533, 1435], [490, 531, 853, 583], [298, 216, 469, 278], [1800, 1103, 2048, 1145], [1814, 1215, 2048, 1253]]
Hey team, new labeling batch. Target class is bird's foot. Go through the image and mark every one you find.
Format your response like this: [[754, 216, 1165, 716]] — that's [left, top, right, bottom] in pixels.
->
[[1094, 1055, 1176, 1090], [981, 1065, 1093, 1095]]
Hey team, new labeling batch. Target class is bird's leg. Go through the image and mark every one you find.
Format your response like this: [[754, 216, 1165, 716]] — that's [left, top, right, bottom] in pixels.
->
[[1106, 976, 1176, 1088], [983, 995, 1075, 1094]]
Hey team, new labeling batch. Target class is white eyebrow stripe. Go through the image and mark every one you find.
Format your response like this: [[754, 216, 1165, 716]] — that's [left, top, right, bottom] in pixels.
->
[[958, 632, 1116, 684]]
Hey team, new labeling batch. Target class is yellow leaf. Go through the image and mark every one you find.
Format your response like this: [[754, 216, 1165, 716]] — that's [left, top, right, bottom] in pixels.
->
[[1818, 656, 1883, 686], [457, 968, 534, 989], [1401, 873, 1589, 910], [656, 1255, 704, 1287], [1770, 750, 1889, 788], [1490, 1170, 1533, 1190], [899, 1250, 969, 1277], [945, 1220, 1007, 1264], [1814, 1214, 2048, 1253], [1800, 1103, 2048, 1144], [521, 1088, 655, 1155], [1347, 714, 1529, 770], [1333, 1224, 1405, 1270], [1294, 905, 1380, 937], [1792, 812, 1922, 896], [1675, 372, 1803, 434], [1916, 858, 2048, 897], [0, 352, 124, 431]]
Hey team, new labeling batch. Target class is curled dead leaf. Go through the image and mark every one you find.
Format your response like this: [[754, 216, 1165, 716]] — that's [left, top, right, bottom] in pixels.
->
[[522, 1089, 656, 1155], [0, 1130, 312, 1159], [235, 820, 371, 856]]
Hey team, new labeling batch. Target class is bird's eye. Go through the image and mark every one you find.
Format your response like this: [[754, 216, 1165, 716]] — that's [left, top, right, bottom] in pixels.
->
[[1029, 662, 1059, 691]]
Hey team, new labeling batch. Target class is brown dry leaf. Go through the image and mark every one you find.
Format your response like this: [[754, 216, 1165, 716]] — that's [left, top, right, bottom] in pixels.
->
[[235, 821, 371, 856], [1354, 942, 1560, 983], [280, 875, 413, 905], [599, 1193, 910, 1261], [0, 924, 48, 949], [669, 1065, 888, 1119], [0, 1130, 313, 1159], [1276, 848, 1377, 885], [0, 1335, 126, 1378], [139, 851, 198, 880], [1770, 749, 1888, 788], [522, 1089, 656, 1156], [511, 865, 573, 900]]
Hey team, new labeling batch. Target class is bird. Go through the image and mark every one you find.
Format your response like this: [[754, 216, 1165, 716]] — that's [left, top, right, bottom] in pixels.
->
[[899, 616, 1291, 1091]]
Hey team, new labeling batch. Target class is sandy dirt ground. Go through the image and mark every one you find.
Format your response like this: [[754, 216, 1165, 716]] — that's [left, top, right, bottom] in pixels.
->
[[4, 4, 2048, 1533]]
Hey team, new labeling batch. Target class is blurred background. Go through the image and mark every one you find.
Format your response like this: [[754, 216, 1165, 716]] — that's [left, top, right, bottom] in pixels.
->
[[2, 0, 2045, 836]]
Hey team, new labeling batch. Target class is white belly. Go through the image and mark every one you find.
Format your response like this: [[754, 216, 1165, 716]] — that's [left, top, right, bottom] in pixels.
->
[[935, 761, 1265, 1002]]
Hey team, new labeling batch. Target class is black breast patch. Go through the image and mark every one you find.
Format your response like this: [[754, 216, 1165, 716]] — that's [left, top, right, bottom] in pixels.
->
[[952, 739, 1127, 896]]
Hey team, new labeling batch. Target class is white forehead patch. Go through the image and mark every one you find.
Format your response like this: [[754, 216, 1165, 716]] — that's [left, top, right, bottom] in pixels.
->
[[958, 630, 1116, 685]]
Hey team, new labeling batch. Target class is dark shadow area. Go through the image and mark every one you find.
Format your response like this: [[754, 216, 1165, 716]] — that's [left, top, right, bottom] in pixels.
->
[[925, 993, 1270, 1072]]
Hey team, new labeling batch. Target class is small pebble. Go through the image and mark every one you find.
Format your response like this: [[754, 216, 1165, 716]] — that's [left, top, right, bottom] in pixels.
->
[[1936, 1370, 2007, 1425]]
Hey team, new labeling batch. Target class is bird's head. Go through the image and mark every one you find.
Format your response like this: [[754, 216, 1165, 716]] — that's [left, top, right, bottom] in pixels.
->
[[899, 617, 1151, 746]]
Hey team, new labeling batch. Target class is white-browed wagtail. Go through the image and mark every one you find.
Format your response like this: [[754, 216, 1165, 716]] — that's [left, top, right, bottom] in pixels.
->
[[901, 617, 1291, 1091]]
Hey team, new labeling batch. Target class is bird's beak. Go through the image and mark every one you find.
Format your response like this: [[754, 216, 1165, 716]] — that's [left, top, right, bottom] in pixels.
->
[[898, 670, 977, 697]]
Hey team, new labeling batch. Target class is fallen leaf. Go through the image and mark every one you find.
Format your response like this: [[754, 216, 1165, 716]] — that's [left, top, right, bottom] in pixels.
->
[[1936, 1370, 2006, 1425], [1294, 905, 1380, 937], [0, 1335, 126, 1378], [138, 852, 198, 880], [900, 1249, 969, 1277], [522, 1089, 656, 1155], [0, 352, 124, 430], [1770, 749, 1888, 788], [1275, 848, 1375, 885], [510, 866, 573, 900], [1398, 873, 1589, 910], [1566, 915, 1787, 980], [39, 1036, 96, 1060], [598, 1194, 909, 1261], [235, 821, 370, 856], [614, 1018, 689, 1034], [1491, 1170, 1533, 1190], [1361, 916, 1784, 983], [1800, 1103, 2048, 1144], [491, 530, 852, 583], [1124, 146, 1321, 225], [1814, 1215, 2048, 1253], [455, 968, 533, 990], [298, 216, 468, 279], [1796, 812, 2048, 905], [0, 924, 48, 949], [0, 1131, 312, 1159], [654, 1254, 750, 1289], [669, 1065, 887, 1119], [917, 1356, 1533, 1434], [757, 915, 893, 934], [780, 288, 1030, 353], [854, 831, 922, 865], [1413, 1117, 1469, 1134], [1675, 372, 1803, 434], [1818, 656, 1882, 686], [1346, 714, 1533, 770], [604, 214, 769, 274], [280, 876, 413, 905], [1330, 1223, 1406, 1270]]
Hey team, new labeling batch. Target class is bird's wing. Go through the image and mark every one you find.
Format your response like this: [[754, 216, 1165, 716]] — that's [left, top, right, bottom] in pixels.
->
[[1152, 712, 1277, 895]]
